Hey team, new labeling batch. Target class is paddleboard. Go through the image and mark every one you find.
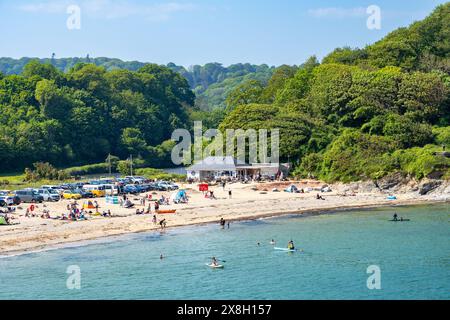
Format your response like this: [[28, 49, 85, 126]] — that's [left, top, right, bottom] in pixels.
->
[[205, 263, 224, 269], [274, 247, 297, 252], [389, 219, 410, 222]]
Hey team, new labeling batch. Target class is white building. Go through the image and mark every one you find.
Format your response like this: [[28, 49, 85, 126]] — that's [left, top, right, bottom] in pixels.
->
[[186, 156, 289, 181]]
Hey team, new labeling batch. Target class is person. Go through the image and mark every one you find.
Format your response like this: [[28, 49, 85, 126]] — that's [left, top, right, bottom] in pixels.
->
[[152, 215, 157, 224], [154, 201, 159, 211], [288, 240, 295, 250], [227, 221, 230, 229], [159, 218, 166, 229], [228, 189, 232, 199], [211, 257, 218, 266], [219, 218, 225, 229], [393, 213, 398, 221], [222, 181, 226, 190], [124, 199, 134, 208], [160, 254, 164, 260], [270, 239, 275, 245]]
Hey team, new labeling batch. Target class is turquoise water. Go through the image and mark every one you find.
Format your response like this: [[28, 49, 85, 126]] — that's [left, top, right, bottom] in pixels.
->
[[0, 204, 449, 300]]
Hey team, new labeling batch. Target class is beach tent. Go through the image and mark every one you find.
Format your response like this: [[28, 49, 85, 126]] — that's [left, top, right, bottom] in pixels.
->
[[0, 216, 7, 225], [170, 190, 187, 203], [284, 184, 298, 193], [83, 200, 95, 209]]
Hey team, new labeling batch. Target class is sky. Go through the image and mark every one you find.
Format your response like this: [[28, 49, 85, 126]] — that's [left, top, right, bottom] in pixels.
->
[[0, 0, 447, 67]]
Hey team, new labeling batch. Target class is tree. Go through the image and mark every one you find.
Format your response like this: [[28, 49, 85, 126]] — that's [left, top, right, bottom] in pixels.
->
[[120, 128, 148, 157]]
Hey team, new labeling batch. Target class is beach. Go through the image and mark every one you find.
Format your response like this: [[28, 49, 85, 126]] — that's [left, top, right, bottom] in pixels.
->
[[1, 180, 449, 256]]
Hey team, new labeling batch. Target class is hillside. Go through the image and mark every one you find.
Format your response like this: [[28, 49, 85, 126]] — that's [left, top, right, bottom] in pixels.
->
[[323, 3, 450, 72], [0, 58, 274, 111], [0, 62, 194, 171], [220, 4, 450, 182]]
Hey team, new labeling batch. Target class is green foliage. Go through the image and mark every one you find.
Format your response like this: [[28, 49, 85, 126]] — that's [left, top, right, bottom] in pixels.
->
[[0, 61, 194, 172], [24, 162, 70, 181], [134, 167, 185, 181], [391, 145, 450, 179], [64, 163, 110, 176], [433, 126, 450, 146]]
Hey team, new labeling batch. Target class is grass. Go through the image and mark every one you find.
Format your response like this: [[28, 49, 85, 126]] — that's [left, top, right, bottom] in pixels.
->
[[0, 173, 76, 190]]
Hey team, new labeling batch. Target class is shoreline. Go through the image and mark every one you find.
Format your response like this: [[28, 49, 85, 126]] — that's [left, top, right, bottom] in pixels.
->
[[1, 195, 447, 258]]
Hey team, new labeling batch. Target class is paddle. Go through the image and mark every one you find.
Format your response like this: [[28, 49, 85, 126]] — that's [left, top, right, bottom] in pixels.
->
[[209, 257, 226, 262]]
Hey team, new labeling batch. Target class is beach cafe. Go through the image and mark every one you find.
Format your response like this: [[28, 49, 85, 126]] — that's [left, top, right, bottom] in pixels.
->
[[186, 156, 289, 181]]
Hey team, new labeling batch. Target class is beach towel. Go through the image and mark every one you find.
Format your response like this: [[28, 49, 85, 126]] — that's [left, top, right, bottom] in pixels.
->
[[0, 216, 8, 225]]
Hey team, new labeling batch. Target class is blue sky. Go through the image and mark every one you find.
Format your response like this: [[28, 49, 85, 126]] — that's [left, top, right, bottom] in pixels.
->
[[0, 0, 447, 67]]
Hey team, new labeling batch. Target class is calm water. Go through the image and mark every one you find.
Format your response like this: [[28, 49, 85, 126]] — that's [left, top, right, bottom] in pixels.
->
[[0, 204, 448, 300]]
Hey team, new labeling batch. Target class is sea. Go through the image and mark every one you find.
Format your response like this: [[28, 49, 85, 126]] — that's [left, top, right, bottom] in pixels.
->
[[0, 203, 448, 299]]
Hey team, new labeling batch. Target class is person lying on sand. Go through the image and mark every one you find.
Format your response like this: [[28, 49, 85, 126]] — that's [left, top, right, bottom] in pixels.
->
[[124, 200, 134, 208]]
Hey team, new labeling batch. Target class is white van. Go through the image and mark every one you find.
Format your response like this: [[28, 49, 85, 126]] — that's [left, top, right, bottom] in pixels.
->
[[34, 188, 60, 202], [101, 184, 119, 196]]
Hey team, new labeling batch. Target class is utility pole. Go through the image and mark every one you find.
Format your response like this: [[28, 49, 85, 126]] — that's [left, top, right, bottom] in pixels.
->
[[130, 154, 133, 176], [108, 153, 112, 176]]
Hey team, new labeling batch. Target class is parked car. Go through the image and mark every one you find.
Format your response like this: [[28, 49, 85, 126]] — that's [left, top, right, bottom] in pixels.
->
[[73, 188, 94, 198], [0, 195, 20, 206], [34, 188, 61, 202], [41, 185, 65, 195], [125, 176, 146, 184], [14, 190, 44, 203], [156, 182, 178, 191], [62, 190, 82, 200], [123, 184, 139, 194]]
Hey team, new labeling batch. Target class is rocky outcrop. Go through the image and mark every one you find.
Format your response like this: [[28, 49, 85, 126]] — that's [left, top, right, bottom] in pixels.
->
[[375, 172, 409, 190], [418, 179, 443, 195]]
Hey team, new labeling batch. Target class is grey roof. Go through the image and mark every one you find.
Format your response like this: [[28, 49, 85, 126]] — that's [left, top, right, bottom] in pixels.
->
[[187, 156, 246, 171]]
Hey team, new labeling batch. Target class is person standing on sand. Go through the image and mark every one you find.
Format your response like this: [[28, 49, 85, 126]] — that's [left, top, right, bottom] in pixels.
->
[[228, 189, 232, 199]]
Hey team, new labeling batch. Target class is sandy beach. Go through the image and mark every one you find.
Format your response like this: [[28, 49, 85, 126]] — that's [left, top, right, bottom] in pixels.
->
[[1, 180, 449, 256]]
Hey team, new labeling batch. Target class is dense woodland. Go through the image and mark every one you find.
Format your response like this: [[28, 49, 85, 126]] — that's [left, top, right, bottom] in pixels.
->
[[0, 3, 449, 182]]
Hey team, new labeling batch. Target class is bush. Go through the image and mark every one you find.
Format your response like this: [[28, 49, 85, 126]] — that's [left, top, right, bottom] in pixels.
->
[[24, 162, 69, 181], [65, 163, 110, 176], [392, 145, 450, 179], [135, 168, 185, 181], [433, 126, 450, 146]]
